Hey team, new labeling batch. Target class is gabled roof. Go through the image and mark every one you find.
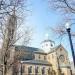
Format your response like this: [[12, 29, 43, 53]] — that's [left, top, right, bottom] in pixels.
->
[[48, 44, 68, 54]]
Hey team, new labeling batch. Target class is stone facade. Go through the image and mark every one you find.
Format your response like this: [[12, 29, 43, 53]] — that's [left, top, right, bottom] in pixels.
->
[[70, 62, 75, 75], [12, 44, 71, 75], [1, 11, 72, 75]]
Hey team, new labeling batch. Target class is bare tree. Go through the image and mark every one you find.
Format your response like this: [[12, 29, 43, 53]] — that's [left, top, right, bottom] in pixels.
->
[[22, 26, 33, 46], [0, 0, 32, 75], [1, 13, 32, 75], [48, 0, 75, 14], [47, 0, 75, 43], [49, 22, 75, 44]]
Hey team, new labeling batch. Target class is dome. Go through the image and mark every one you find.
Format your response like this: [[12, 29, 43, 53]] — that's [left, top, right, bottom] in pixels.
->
[[41, 39, 55, 53]]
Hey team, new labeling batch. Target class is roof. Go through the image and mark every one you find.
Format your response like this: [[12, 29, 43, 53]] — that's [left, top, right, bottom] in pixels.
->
[[15, 45, 44, 52], [15, 44, 67, 54], [21, 60, 52, 66], [15, 45, 46, 60], [41, 39, 55, 43], [15, 44, 67, 61], [48, 44, 67, 54], [15, 52, 34, 60]]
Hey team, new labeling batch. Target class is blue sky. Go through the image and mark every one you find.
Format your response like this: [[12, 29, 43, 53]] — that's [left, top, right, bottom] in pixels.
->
[[22, 0, 75, 61], [25, 0, 63, 46]]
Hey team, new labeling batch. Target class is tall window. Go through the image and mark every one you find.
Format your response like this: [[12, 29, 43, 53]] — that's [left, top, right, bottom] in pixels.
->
[[8, 29, 14, 39], [39, 55, 41, 59], [35, 66, 39, 75], [60, 48, 62, 51], [48, 68, 50, 75], [44, 56, 46, 60], [22, 65, 25, 73], [11, 29, 14, 39], [28, 66, 32, 74], [52, 70, 56, 75], [33, 54, 35, 59], [51, 44, 53, 47], [42, 67, 45, 75], [61, 73, 64, 75]]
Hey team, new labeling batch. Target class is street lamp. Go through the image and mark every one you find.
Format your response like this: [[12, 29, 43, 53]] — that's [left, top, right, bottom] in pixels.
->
[[65, 22, 75, 67]]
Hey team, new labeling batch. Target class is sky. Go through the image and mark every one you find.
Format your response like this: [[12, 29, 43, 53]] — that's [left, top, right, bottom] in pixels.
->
[[22, 0, 75, 61], [25, 0, 63, 47]]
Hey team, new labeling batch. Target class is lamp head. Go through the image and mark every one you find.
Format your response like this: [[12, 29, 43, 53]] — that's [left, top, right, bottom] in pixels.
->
[[65, 22, 71, 29], [20, 61, 23, 63]]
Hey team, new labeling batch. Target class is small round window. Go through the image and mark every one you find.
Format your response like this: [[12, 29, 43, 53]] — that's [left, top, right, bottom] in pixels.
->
[[51, 44, 53, 47]]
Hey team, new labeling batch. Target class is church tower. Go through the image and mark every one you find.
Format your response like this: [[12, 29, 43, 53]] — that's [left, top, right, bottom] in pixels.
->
[[1, 10, 17, 75], [2, 9, 17, 58], [41, 34, 55, 53], [5, 10, 17, 45]]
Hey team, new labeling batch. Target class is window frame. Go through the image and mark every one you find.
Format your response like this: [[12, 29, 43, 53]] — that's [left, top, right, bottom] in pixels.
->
[[28, 66, 32, 74]]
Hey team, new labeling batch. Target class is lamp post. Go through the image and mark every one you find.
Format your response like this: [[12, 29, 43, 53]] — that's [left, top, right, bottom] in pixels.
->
[[65, 22, 75, 67]]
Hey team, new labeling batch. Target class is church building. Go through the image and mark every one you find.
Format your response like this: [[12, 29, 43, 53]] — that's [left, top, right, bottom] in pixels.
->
[[12, 39, 71, 75], [1, 12, 72, 75]]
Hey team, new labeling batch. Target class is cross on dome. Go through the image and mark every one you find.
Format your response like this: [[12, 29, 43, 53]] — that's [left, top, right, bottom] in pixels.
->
[[45, 33, 49, 40]]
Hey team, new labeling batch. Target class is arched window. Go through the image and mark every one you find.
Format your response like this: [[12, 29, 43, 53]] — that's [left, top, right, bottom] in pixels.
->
[[44, 56, 46, 60], [32, 54, 35, 59], [60, 48, 62, 51], [42, 67, 45, 75], [51, 44, 53, 47], [39, 55, 41, 59], [11, 29, 14, 39], [35, 66, 39, 75], [48, 68, 50, 75], [22, 65, 25, 73], [28, 66, 32, 74], [52, 70, 56, 75]]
